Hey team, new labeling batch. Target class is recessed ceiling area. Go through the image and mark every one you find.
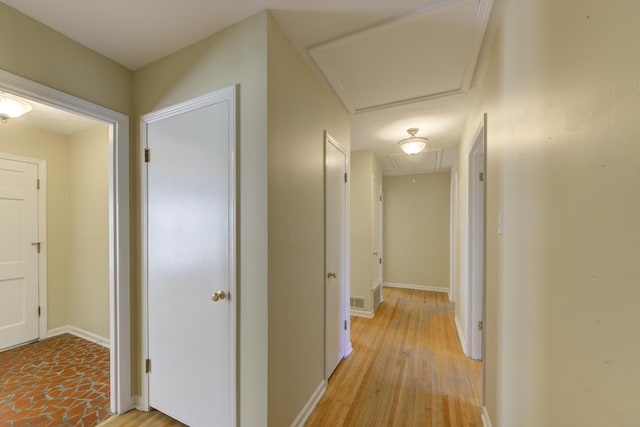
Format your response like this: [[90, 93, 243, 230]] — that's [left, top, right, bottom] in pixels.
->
[[310, 0, 492, 113]]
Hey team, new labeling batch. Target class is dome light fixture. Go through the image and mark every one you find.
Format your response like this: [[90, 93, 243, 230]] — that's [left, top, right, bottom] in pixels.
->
[[398, 127, 428, 155], [0, 93, 32, 123]]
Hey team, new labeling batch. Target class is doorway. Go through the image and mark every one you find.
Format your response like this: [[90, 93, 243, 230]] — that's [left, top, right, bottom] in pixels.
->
[[0, 69, 131, 413]]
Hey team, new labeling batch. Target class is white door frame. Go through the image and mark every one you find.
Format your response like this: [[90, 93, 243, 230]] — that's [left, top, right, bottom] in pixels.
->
[[140, 87, 237, 418], [466, 116, 486, 361], [324, 132, 352, 369], [0, 153, 47, 344], [0, 70, 131, 412]]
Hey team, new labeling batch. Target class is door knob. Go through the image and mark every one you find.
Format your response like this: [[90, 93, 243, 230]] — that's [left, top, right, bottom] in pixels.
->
[[211, 291, 226, 302], [327, 272, 337, 279]]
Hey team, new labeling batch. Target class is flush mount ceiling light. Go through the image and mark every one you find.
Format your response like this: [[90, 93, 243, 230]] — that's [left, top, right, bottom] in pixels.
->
[[398, 128, 428, 155], [0, 93, 32, 123]]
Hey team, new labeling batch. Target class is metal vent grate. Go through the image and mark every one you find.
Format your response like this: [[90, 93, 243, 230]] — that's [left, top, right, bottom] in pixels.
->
[[350, 296, 365, 309]]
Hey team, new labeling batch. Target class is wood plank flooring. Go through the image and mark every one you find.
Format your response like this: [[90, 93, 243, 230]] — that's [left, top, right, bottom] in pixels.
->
[[102, 288, 481, 427], [305, 288, 483, 427]]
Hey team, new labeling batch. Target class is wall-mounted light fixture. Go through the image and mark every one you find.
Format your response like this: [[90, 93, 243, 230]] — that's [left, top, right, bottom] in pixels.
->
[[398, 127, 428, 154], [0, 93, 32, 123]]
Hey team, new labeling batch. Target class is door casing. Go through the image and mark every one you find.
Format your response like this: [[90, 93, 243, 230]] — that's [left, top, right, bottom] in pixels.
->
[[0, 69, 131, 413]]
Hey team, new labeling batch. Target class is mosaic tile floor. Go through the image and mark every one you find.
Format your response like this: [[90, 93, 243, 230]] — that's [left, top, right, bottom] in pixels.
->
[[0, 333, 111, 426]]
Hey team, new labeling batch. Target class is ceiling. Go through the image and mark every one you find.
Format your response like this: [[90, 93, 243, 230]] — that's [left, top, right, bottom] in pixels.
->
[[1, 0, 497, 175]]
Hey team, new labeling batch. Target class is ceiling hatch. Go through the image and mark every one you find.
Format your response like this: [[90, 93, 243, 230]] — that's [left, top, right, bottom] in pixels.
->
[[310, 0, 493, 114]]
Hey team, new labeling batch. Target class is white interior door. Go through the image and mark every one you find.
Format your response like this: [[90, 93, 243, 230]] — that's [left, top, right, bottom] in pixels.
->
[[144, 88, 235, 426], [0, 158, 39, 350], [325, 135, 347, 379], [372, 178, 383, 287], [469, 125, 485, 361]]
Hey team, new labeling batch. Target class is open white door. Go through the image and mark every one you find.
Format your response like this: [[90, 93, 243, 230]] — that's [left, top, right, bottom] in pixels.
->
[[325, 133, 348, 379], [468, 118, 486, 361], [142, 87, 236, 426], [0, 158, 39, 350]]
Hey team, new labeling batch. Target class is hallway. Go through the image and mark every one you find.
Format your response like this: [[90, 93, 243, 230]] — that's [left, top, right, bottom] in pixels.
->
[[306, 288, 482, 427]]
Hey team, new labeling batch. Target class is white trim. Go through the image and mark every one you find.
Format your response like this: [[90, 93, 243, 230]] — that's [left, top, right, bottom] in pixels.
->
[[455, 314, 469, 356], [481, 406, 493, 427], [290, 380, 327, 427], [0, 153, 48, 343], [350, 308, 375, 319], [140, 86, 237, 425], [384, 282, 449, 293], [131, 395, 143, 411], [0, 69, 131, 415], [449, 167, 457, 302], [47, 325, 110, 349]]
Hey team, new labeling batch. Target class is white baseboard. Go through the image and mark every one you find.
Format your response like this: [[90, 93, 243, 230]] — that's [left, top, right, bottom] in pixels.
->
[[345, 341, 353, 357], [481, 406, 493, 427], [48, 325, 110, 349], [383, 282, 449, 293], [454, 314, 469, 357], [290, 380, 327, 427], [350, 308, 374, 318], [132, 394, 143, 411]]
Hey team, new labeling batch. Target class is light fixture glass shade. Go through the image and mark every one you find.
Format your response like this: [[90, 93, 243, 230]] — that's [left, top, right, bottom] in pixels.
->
[[397, 128, 428, 154], [0, 94, 32, 121], [400, 140, 426, 154]]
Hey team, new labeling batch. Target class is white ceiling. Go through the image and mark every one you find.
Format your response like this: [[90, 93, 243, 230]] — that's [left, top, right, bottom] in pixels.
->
[[3, 93, 101, 136], [1, 0, 497, 175]]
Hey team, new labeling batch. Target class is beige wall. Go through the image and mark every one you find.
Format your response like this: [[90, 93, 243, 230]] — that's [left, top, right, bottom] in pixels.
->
[[0, 3, 131, 115], [133, 12, 269, 425], [384, 172, 450, 289], [0, 122, 70, 330], [456, 0, 640, 425], [349, 150, 382, 313], [0, 122, 110, 339], [68, 126, 110, 338], [266, 14, 350, 426]]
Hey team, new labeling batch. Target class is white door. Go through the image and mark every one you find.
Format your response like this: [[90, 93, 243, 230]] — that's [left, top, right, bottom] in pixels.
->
[[372, 178, 383, 287], [144, 88, 236, 427], [469, 119, 485, 361], [0, 158, 39, 350], [325, 134, 347, 379]]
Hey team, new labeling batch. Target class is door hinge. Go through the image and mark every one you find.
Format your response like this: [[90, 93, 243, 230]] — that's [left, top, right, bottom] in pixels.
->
[[32, 242, 41, 253], [379, 195, 383, 202], [479, 172, 484, 182], [344, 173, 348, 183], [38, 306, 41, 317], [145, 358, 151, 373], [478, 321, 483, 331], [379, 257, 382, 264], [36, 179, 40, 190], [144, 148, 151, 163], [344, 320, 347, 330]]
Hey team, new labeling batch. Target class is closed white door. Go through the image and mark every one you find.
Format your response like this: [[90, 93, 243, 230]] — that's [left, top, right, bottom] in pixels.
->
[[372, 178, 383, 286], [0, 158, 39, 350], [144, 89, 235, 426], [325, 135, 347, 379]]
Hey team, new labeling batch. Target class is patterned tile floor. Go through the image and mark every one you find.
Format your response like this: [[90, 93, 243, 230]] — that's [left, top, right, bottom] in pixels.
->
[[0, 334, 111, 426]]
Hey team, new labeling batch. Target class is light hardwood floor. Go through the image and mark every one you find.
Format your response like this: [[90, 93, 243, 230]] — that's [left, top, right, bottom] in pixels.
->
[[305, 288, 483, 427], [101, 288, 481, 427]]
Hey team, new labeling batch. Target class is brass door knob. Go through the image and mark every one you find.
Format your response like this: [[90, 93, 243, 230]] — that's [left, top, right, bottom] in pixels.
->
[[327, 272, 337, 279], [212, 291, 226, 302]]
